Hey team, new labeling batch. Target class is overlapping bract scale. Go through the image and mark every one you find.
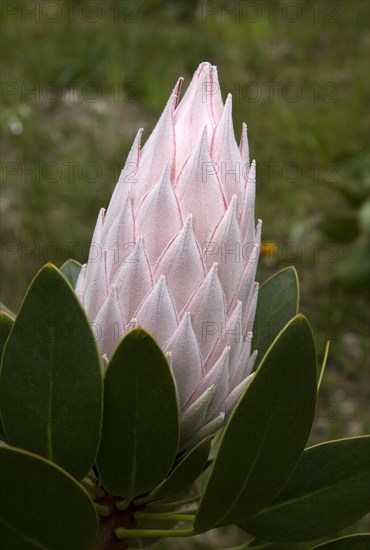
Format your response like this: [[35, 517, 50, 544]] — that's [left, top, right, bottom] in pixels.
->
[[76, 62, 261, 447]]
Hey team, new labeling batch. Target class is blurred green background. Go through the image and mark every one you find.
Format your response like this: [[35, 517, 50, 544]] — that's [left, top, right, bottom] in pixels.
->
[[1, 0, 369, 545]]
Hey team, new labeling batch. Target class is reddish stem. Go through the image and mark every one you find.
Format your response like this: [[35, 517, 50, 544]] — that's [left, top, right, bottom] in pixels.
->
[[93, 494, 137, 550]]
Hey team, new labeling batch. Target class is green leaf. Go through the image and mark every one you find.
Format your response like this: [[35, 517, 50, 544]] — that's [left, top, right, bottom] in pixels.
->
[[240, 436, 370, 543], [0, 302, 15, 319], [252, 267, 299, 369], [97, 328, 179, 498], [311, 534, 370, 550], [195, 315, 317, 531], [60, 259, 82, 288], [0, 264, 103, 480], [218, 540, 305, 550], [149, 436, 211, 501], [0, 311, 13, 349], [318, 340, 330, 390], [0, 311, 14, 442], [208, 425, 224, 461], [246, 541, 304, 550], [0, 446, 97, 550]]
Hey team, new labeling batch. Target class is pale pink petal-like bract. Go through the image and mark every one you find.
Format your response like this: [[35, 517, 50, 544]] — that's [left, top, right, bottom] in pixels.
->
[[76, 62, 261, 447]]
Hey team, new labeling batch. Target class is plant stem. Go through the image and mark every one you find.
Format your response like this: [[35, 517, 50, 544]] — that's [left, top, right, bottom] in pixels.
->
[[134, 512, 195, 523], [115, 527, 197, 539], [133, 494, 159, 506], [93, 494, 134, 550], [95, 503, 111, 517], [115, 498, 132, 511], [145, 494, 200, 511]]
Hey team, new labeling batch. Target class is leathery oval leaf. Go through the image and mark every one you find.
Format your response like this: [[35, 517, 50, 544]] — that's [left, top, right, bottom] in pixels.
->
[[240, 436, 370, 543], [0, 264, 103, 480], [96, 328, 179, 499], [0, 303, 15, 319], [149, 436, 211, 501], [60, 259, 82, 288], [195, 315, 317, 531], [0, 446, 98, 550], [252, 266, 299, 369], [0, 311, 14, 442], [311, 534, 370, 550]]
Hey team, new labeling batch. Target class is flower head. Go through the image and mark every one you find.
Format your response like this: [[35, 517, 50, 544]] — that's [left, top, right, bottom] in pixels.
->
[[76, 62, 261, 448]]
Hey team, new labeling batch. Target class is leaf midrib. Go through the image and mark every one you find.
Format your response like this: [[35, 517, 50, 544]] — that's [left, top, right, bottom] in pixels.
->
[[0, 516, 49, 550], [128, 375, 139, 499], [212, 402, 277, 527], [248, 469, 369, 519], [46, 325, 55, 462]]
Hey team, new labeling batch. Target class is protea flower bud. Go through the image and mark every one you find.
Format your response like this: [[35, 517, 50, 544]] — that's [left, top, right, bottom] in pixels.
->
[[76, 62, 261, 449]]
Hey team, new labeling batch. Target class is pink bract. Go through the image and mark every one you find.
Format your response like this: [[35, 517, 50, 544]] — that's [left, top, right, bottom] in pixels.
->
[[76, 62, 261, 449]]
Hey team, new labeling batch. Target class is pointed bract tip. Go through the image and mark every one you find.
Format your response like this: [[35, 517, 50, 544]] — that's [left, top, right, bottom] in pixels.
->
[[158, 273, 167, 285], [130, 317, 139, 329], [183, 213, 193, 229], [173, 77, 184, 109], [200, 125, 208, 143], [156, 160, 173, 187], [98, 207, 106, 225], [135, 236, 147, 255], [209, 383, 216, 395], [198, 61, 212, 73], [183, 311, 191, 321], [229, 194, 238, 210]]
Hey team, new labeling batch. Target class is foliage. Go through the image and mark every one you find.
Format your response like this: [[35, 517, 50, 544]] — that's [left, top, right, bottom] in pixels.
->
[[1, 1, 369, 547], [0, 264, 368, 548]]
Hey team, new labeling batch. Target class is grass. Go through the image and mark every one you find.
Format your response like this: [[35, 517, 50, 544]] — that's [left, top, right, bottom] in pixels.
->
[[1, 0, 369, 545]]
